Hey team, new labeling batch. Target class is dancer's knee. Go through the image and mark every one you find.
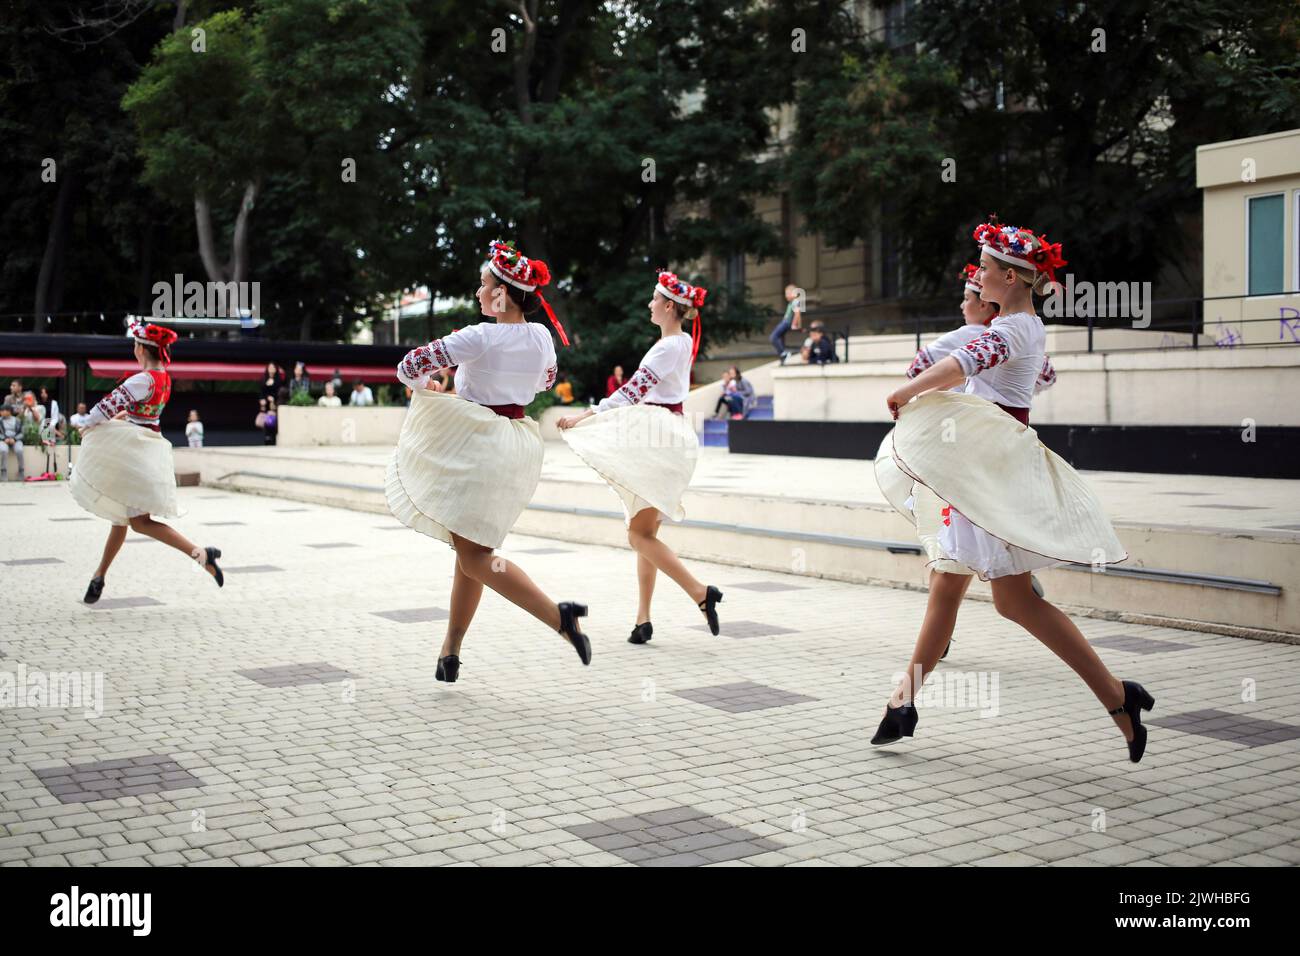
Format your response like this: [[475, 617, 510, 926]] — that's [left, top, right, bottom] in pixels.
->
[[127, 515, 151, 532]]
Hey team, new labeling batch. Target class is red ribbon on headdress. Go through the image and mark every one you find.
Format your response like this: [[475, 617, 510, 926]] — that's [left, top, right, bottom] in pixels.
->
[[535, 292, 569, 347]]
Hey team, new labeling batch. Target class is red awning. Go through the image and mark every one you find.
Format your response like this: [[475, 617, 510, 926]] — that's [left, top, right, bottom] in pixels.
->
[[0, 358, 67, 378], [305, 364, 398, 382], [88, 360, 267, 381]]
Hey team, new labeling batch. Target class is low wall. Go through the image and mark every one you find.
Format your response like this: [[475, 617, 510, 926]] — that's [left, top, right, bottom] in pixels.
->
[[276, 405, 409, 446], [774, 346, 1300, 427]]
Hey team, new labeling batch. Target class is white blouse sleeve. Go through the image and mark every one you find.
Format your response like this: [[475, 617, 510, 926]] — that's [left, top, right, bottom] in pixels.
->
[[595, 336, 680, 412], [396, 325, 489, 390], [535, 332, 558, 392], [951, 315, 1033, 378], [85, 372, 153, 427], [907, 326, 980, 379]]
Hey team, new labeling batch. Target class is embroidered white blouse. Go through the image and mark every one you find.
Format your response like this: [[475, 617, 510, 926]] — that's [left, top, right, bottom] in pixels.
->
[[84, 371, 164, 429], [948, 311, 1048, 409], [396, 322, 558, 406], [908, 321, 1056, 396], [597, 332, 693, 412]]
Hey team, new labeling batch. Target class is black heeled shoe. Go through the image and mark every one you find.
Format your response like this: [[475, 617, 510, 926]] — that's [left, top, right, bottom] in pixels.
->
[[83, 576, 105, 605], [629, 622, 653, 645], [558, 602, 591, 665], [436, 655, 460, 683], [1109, 679, 1155, 763], [698, 586, 723, 636], [870, 702, 919, 745], [203, 546, 224, 588]]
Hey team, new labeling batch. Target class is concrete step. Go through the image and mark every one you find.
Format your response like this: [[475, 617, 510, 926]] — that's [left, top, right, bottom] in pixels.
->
[[190, 444, 1300, 641]]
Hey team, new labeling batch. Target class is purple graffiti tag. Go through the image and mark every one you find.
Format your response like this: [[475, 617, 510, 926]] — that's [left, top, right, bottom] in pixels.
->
[[1280, 307, 1300, 343], [1215, 326, 1243, 348]]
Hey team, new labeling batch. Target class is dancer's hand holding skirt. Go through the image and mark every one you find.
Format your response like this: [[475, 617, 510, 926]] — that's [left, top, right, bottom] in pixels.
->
[[69, 420, 182, 524], [559, 404, 699, 524]]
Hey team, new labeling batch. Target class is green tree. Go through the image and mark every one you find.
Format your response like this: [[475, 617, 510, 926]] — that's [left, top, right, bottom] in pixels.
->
[[787, 0, 1300, 292]]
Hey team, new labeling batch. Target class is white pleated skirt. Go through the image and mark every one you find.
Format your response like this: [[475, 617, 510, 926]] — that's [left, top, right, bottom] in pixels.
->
[[385, 389, 543, 549], [890, 391, 1127, 580], [560, 404, 699, 525], [874, 430, 971, 576], [69, 420, 181, 525]]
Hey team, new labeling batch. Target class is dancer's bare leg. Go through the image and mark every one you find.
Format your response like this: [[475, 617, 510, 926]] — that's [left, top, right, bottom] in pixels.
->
[[889, 570, 973, 706], [627, 507, 705, 604], [93, 525, 129, 579], [989, 572, 1130, 740], [635, 552, 657, 625], [450, 533, 561, 633], [442, 557, 483, 657], [126, 515, 217, 578]]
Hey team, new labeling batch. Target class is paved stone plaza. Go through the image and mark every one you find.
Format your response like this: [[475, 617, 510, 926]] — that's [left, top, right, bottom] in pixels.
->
[[2, 479, 1298, 867]]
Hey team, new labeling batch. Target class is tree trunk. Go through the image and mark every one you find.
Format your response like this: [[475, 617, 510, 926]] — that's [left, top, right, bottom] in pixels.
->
[[194, 192, 226, 282], [229, 180, 257, 285], [34, 170, 76, 321]]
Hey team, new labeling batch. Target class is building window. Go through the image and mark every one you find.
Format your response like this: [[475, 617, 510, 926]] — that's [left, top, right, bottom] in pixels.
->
[[884, 0, 915, 51], [1247, 193, 1284, 295], [725, 253, 745, 294]]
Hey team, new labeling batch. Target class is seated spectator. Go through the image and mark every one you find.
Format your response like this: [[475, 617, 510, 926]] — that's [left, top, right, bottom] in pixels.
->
[[554, 372, 575, 405], [69, 402, 92, 431], [289, 361, 312, 397], [21, 391, 42, 424], [713, 366, 756, 420], [186, 410, 205, 448], [804, 321, 838, 365], [605, 365, 624, 398], [317, 382, 343, 407], [37, 387, 61, 434], [3, 380, 23, 416], [349, 381, 375, 406], [0, 405, 23, 480]]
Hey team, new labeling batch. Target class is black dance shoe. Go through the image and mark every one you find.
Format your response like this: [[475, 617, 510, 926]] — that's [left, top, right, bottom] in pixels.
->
[[203, 546, 224, 588], [870, 702, 919, 746], [83, 576, 105, 605], [1109, 679, 1155, 763], [629, 622, 653, 645], [558, 602, 591, 665], [697, 586, 723, 636], [436, 655, 461, 683]]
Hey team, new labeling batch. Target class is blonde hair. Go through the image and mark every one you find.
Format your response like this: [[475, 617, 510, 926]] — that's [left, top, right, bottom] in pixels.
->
[[1010, 262, 1052, 295]]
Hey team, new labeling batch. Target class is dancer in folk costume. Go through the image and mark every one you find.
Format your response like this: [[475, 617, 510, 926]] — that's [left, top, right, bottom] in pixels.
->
[[388, 240, 590, 681], [872, 219, 1155, 763], [875, 263, 1058, 660], [70, 321, 224, 604], [556, 271, 723, 644]]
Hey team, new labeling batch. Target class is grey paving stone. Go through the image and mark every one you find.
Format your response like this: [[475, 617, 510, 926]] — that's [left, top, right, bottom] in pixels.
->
[[725, 581, 810, 593], [1090, 634, 1196, 655], [33, 755, 204, 804], [372, 607, 449, 624], [673, 681, 816, 713], [564, 807, 779, 866], [89, 596, 164, 610], [1148, 709, 1300, 748], [236, 662, 359, 688], [687, 620, 798, 639], [3, 557, 64, 566]]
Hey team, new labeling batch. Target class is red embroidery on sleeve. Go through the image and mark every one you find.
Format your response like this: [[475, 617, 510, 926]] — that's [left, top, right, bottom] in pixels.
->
[[398, 338, 454, 385], [542, 365, 557, 390], [1036, 356, 1057, 389], [906, 349, 934, 379], [616, 365, 661, 405], [958, 329, 1011, 372]]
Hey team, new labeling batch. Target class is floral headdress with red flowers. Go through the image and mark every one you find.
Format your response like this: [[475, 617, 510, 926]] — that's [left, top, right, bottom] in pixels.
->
[[486, 239, 569, 346], [972, 215, 1067, 287], [655, 271, 707, 363], [126, 319, 179, 365]]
